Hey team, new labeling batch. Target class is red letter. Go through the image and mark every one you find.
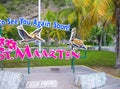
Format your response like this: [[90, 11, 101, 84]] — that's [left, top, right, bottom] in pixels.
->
[[0, 47, 4, 52], [0, 53, 4, 60], [42, 49, 49, 58], [66, 51, 71, 60], [71, 50, 80, 59], [56, 49, 65, 59], [15, 45, 33, 60], [49, 50, 57, 59], [3, 51, 13, 60], [34, 49, 42, 58]]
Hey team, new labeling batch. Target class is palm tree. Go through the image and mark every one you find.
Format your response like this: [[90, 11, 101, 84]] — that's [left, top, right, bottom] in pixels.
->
[[114, 0, 120, 68], [42, 10, 56, 50], [60, 0, 112, 40], [59, 0, 120, 68], [50, 29, 65, 47], [86, 0, 120, 68], [86, 0, 114, 50], [42, 10, 66, 48], [72, 0, 93, 38], [59, 0, 93, 40]]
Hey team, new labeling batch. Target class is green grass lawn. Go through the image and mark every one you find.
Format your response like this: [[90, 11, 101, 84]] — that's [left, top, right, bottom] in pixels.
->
[[0, 50, 116, 68]]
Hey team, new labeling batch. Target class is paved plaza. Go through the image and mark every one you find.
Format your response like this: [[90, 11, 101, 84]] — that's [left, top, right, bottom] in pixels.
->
[[3, 66, 120, 89]]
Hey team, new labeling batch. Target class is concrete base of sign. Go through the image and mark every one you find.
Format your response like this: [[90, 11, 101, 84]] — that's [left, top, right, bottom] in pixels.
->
[[74, 72, 106, 89], [0, 71, 27, 89]]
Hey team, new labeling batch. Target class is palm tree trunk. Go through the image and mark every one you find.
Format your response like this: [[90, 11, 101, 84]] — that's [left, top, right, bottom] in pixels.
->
[[103, 31, 107, 46], [55, 37, 58, 47], [115, 8, 120, 68], [76, 11, 81, 38], [98, 33, 102, 50], [47, 30, 50, 51], [98, 29, 103, 50]]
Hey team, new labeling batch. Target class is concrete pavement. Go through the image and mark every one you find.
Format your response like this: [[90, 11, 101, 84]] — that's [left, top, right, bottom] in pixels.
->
[[3, 66, 120, 89]]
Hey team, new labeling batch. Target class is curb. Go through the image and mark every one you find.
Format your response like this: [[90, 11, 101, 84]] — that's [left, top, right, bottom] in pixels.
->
[[81, 65, 120, 80]]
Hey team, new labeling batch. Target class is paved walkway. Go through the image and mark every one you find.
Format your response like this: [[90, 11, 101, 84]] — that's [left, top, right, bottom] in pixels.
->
[[4, 66, 120, 89]]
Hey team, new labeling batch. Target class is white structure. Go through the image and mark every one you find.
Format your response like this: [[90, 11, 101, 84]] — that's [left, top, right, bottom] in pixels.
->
[[74, 72, 106, 89], [0, 71, 26, 89]]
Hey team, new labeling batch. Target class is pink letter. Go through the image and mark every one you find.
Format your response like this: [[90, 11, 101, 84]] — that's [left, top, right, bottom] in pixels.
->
[[42, 49, 49, 58], [3, 51, 13, 60], [0, 47, 4, 52], [56, 49, 65, 59], [71, 50, 80, 59], [65, 51, 71, 60], [49, 50, 57, 59], [34, 49, 43, 58], [0, 53, 4, 60], [15, 45, 33, 60]]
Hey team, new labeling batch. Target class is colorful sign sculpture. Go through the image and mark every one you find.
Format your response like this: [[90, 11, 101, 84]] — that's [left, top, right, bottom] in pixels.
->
[[0, 18, 87, 73], [0, 37, 80, 60], [69, 28, 87, 49], [17, 25, 45, 43]]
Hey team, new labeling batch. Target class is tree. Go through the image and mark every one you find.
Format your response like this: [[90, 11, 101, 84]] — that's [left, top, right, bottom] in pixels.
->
[[42, 10, 56, 50], [86, 0, 114, 50], [0, 0, 7, 4], [50, 29, 65, 47], [87, 0, 120, 68], [0, 4, 8, 38], [114, 0, 120, 68], [72, 0, 92, 38], [59, 0, 98, 40], [88, 24, 115, 46], [0, 4, 8, 19], [88, 25, 102, 46]]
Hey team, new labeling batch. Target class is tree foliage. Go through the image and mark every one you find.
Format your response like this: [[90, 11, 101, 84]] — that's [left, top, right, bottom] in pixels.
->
[[0, 4, 8, 19]]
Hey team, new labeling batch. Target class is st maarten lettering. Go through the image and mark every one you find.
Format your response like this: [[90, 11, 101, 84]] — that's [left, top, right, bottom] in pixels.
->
[[0, 45, 80, 60]]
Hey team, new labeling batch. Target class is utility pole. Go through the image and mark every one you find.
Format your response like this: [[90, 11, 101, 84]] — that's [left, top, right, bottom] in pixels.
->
[[38, 0, 41, 52]]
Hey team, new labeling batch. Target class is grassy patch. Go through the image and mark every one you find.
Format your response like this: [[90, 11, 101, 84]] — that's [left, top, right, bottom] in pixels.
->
[[0, 50, 116, 68]]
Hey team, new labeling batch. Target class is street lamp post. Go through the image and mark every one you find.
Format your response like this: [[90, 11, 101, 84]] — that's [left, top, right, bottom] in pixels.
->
[[38, 0, 41, 52], [27, 0, 42, 74]]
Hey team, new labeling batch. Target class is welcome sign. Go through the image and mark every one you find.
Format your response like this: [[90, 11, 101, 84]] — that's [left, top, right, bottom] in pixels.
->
[[0, 17, 70, 31], [0, 17, 81, 61]]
